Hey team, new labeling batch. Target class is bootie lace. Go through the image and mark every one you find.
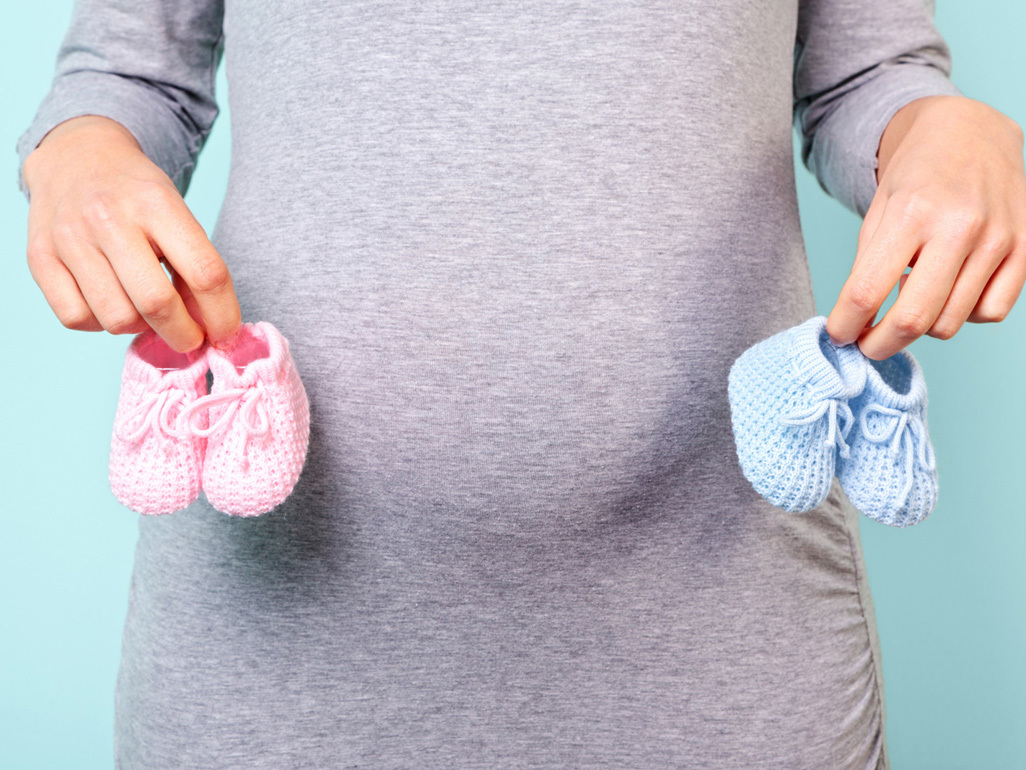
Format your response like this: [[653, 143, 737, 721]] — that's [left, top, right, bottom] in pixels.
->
[[778, 391, 856, 458], [115, 386, 191, 443], [858, 403, 937, 505], [178, 381, 271, 442]]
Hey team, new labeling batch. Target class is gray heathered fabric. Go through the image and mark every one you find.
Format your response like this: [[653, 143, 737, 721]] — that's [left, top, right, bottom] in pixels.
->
[[16, 1, 963, 767]]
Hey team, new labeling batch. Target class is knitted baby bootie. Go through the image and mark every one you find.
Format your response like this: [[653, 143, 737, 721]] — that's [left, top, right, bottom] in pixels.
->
[[179, 321, 310, 517], [109, 329, 210, 515], [837, 348, 938, 527], [728, 315, 868, 512]]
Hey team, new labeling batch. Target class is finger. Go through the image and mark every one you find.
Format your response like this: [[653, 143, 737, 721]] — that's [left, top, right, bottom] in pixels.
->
[[969, 241, 1026, 323], [88, 209, 205, 352], [853, 190, 888, 271], [52, 224, 151, 337], [927, 238, 1015, 338], [26, 232, 104, 331], [167, 259, 205, 329], [138, 187, 241, 347], [857, 233, 971, 360], [826, 195, 924, 346]]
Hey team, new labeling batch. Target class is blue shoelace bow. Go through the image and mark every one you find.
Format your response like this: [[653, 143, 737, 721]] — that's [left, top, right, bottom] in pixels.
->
[[779, 395, 856, 458], [858, 403, 937, 506]]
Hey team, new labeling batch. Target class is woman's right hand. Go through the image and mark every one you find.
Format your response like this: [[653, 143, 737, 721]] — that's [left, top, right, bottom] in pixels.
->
[[21, 114, 241, 353]]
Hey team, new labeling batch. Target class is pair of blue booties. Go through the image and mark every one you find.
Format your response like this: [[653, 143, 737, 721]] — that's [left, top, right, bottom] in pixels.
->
[[728, 315, 938, 528]]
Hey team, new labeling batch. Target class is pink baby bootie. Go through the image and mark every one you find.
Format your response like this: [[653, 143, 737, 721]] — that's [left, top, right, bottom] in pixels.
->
[[178, 321, 311, 517], [109, 330, 210, 515]]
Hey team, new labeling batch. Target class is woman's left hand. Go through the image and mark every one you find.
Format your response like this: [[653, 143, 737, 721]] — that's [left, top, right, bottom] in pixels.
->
[[825, 94, 1026, 360]]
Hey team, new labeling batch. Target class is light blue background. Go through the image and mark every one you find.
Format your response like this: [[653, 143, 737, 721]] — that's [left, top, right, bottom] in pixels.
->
[[2, 2, 1023, 768]]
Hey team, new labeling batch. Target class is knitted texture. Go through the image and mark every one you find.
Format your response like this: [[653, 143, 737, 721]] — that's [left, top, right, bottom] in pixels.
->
[[728, 315, 868, 513], [179, 321, 311, 517], [837, 349, 938, 527], [109, 330, 210, 515]]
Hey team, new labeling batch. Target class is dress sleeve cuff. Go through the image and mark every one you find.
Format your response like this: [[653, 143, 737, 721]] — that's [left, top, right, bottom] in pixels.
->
[[15, 70, 200, 203], [806, 63, 964, 219]]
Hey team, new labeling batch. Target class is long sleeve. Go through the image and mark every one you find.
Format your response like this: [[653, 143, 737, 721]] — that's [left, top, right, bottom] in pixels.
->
[[793, 0, 963, 219], [14, 0, 225, 202]]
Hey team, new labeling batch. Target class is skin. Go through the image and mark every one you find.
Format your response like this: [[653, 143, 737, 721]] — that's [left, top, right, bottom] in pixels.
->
[[21, 114, 241, 353], [826, 95, 1026, 360]]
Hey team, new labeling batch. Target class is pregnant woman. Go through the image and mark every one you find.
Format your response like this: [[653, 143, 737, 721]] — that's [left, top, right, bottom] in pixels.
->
[[16, 0, 1026, 767]]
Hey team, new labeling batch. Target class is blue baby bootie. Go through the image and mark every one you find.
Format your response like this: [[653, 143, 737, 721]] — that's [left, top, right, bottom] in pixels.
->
[[837, 348, 938, 527], [728, 316, 868, 513]]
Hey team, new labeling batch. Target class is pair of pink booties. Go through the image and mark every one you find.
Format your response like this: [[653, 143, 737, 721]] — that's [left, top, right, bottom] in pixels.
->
[[109, 321, 310, 517]]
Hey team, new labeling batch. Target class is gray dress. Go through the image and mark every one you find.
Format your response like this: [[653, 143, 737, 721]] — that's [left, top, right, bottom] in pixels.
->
[[16, 0, 962, 767]]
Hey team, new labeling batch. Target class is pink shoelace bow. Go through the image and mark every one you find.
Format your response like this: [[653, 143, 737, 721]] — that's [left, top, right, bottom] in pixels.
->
[[115, 386, 192, 444], [177, 381, 271, 444]]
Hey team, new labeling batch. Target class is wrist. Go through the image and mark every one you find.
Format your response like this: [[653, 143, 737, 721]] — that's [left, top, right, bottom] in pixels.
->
[[23, 115, 140, 193], [875, 95, 958, 185]]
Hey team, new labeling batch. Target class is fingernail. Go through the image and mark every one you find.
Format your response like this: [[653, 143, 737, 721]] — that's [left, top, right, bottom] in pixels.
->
[[825, 323, 853, 347], [212, 330, 240, 351]]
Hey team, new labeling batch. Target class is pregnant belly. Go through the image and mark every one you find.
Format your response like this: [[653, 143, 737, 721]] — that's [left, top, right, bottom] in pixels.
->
[[256, 250, 733, 539], [212, 160, 811, 538]]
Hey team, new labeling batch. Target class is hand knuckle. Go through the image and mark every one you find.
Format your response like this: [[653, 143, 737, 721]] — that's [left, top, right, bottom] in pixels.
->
[[980, 227, 1015, 259], [191, 257, 231, 294], [104, 310, 142, 335], [81, 192, 117, 229], [25, 235, 54, 266], [56, 306, 94, 330], [929, 320, 959, 340], [899, 191, 937, 225], [132, 181, 174, 216], [52, 219, 87, 247], [136, 286, 176, 320], [892, 308, 931, 338], [976, 305, 1010, 323], [947, 207, 986, 241], [844, 279, 879, 313]]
